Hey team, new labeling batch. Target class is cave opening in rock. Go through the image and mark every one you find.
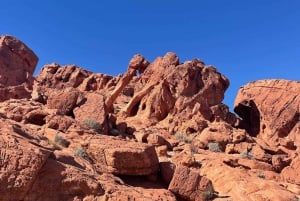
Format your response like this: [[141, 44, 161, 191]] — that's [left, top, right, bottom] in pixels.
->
[[234, 99, 260, 137]]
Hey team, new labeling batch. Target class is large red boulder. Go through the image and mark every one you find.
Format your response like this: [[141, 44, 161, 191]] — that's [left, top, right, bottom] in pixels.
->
[[73, 92, 108, 133], [168, 165, 213, 201], [0, 35, 38, 87], [46, 88, 81, 115], [0, 35, 38, 102], [234, 79, 300, 147], [87, 135, 159, 176]]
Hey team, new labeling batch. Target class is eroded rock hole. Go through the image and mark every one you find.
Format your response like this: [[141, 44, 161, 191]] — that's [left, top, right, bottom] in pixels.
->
[[142, 103, 146, 111], [129, 100, 141, 117], [234, 100, 260, 137], [26, 114, 47, 126], [68, 110, 75, 118]]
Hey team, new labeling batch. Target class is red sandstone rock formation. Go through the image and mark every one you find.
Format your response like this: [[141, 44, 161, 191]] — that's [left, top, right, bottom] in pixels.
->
[[0, 35, 299, 201], [114, 52, 233, 138], [234, 79, 300, 146], [0, 35, 38, 86], [0, 35, 38, 101]]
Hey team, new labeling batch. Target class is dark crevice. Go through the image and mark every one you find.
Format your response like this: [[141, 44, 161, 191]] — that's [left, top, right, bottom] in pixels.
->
[[72, 72, 87, 88], [67, 110, 75, 119], [129, 100, 141, 117], [186, 127, 197, 134], [26, 114, 47, 126], [234, 99, 260, 137], [223, 159, 251, 170], [119, 175, 167, 189], [76, 97, 87, 108], [141, 103, 146, 110]]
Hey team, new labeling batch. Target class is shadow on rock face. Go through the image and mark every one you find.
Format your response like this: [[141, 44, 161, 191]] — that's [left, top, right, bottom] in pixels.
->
[[234, 99, 260, 137], [277, 110, 300, 138]]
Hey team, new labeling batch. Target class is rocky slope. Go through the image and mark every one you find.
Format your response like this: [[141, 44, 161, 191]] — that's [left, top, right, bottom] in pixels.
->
[[0, 34, 299, 201]]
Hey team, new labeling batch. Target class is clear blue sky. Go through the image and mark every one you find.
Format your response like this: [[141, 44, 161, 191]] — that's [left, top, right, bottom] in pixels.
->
[[1, 1, 300, 110]]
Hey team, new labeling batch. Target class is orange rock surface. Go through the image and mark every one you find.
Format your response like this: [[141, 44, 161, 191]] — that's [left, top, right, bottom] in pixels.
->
[[0, 34, 299, 201]]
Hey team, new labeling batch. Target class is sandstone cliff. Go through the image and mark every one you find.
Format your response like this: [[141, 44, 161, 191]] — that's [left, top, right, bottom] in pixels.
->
[[0, 35, 299, 201]]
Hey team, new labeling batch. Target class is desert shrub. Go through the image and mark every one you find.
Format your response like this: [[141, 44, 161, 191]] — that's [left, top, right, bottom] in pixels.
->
[[240, 150, 253, 159], [207, 142, 222, 152], [257, 172, 265, 179], [74, 147, 90, 161], [201, 183, 215, 201], [84, 118, 103, 133], [175, 132, 192, 144], [54, 134, 69, 147], [191, 144, 198, 154]]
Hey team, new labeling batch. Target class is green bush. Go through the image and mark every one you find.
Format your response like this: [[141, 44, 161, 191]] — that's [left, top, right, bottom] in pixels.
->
[[175, 132, 192, 144], [201, 183, 215, 201], [240, 150, 253, 159], [191, 144, 198, 154], [74, 147, 90, 161], [208, 142, 221, 152], [84, 118, 103, 133], [54, 134, 69, 147], [257, 172, 265, 179]]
